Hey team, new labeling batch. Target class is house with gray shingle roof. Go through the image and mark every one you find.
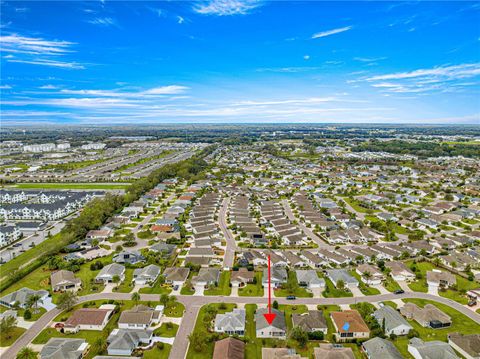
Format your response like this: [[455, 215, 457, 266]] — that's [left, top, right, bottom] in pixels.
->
[[133, 265, 161, 285], [214, 308, 246, 336], [408, 338, 459, 359], [163, 267, 190, 287], [40, 338, 89, 359], [262, 267, 287, 288], [362, 337, 403, 359], [191, 267, 220, 287], [325, 269, 358, 289], [373, 305, 412, 336], [51, 270, 82, 292], [292, 310, 327, 334], [255, 308, 286, 339], [0, 287, 49, 308], [107, 329, 153, 356], [95, 263, 125, 284], [296, 270, 325, 289]]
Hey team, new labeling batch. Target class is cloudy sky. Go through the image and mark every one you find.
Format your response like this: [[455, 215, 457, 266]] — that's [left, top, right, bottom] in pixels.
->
[[1, 0, 479, 125]]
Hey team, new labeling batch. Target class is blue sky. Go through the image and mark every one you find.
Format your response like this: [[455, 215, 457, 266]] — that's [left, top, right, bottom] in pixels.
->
[[1, 0, 479, 125]]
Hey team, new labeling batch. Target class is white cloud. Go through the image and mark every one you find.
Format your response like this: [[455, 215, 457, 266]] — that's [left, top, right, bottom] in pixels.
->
[[193, 0, 262, 16], [303, 55, 310, 61], [0, 33, 84, 69], [59, 85, 189, 97], [177, 16, 185, 24], [8, 58, 85, 69], [312, 26, 352, 39], [39, 84, 58, 89], [364, 63, 480, 94], [0, 33, 75, 56], [0, 85, 12, 89], [87, 17, 118, 27], [354, 57, 387, 63]]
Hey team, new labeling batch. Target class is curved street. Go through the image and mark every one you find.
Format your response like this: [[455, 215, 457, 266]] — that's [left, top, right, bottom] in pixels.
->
[[2, 290, 480, 359]]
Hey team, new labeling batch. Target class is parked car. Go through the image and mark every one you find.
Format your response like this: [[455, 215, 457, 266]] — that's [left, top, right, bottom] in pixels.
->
[[394, 290, 405, 295], [286, 295, 296, 300]]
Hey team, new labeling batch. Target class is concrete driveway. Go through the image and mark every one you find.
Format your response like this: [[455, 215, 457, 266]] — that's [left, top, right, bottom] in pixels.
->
[[349, 286, 364, 297]]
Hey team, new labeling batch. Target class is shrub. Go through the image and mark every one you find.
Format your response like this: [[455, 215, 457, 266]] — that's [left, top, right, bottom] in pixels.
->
[[23, 309, 32, 320]]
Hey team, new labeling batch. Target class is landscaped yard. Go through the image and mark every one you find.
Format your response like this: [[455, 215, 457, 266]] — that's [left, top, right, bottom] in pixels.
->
[[142, 344, 171, 359], [275, 271, 313, 298], [392, 298, 480, 358], [115, 268, 134, 293], [349, 271, 381, 296], [153, 322, 178, 337], [205, 271, 232, 296], [0, 326, 26, 347], [322, 277, 353, 298], [186, 303, 237, 359], [239, 272, 264, 297], [383, 276, 402, 292], [406, 260, 476, 303]]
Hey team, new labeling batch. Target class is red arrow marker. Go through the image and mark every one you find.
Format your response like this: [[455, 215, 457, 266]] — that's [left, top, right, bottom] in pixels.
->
[[264, 254, 276, 325]]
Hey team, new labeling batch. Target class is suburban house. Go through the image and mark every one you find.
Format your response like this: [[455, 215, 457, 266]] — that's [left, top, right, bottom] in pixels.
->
[[113, 250, 145, 265], [213, 337, 245, 359], [133, 265, 161, 285], [107, 329, 153, 356], [40, 338, 89, 359], [64, 306, 114, 333], [262, 267, 287, 288], [408, 338, 459, 359], [296, 270, 325, 289], [0, 224, 22, 247], [118, 305, 163, 329], [292, 310, 328, 334], [385, 261, 416, 282], [163, 267, 190, 288], [373, 305, 413, 336], [262, 348, 301, 359], [330, 310, 370, 342], [95, 263, 125, 284], [362, 337, 403, 359], [150, 242, 177, 256], [448, 333, 480, 359], [214, 308, 246, 335], [356, 264, 384, 286], [191, 268, 221, 287], [50, 270, 82, 292], [255, 308, 286, 339], [426, 270, 456, 289], [313, 344, 354, 359], [231, 268, 255, 287], [400, 303, 451, 329], [0, 287, 49, 309], [326, 269, 359, 289]]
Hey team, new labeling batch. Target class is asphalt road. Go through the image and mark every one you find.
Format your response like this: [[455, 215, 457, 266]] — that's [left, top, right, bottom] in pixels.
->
[[218, 197, 237, 269], [3, 291, 480, 359]]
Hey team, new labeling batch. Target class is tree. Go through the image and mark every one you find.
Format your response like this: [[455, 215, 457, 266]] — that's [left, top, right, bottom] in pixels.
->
[[188, 332, 205, 352], [290, 326, 308, 348], [131, 292, 140, 305], [112, 275, 121, 284], [160, 294, 170, 307], [94, 337, 107, 354], [0, 315, 17, 338], [272, 300, 279, 309], [16, 348, 37, 359], [26, 294, 43, 314], [337, 279, 345, 291], [57, 291, 78, 311]]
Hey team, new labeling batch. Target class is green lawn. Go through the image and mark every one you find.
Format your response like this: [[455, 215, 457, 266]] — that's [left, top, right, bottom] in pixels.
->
[[11, 183, 130, 190], [0, 327, 26, 347], [275, 271, 313, 298], [0, 264, 51, 296], [115, 268, 134, 293], [342, 197, 379, 213], [322, 277, 353, 298], [153, 322, 179, 337], [138, 279, 172, 295], [205, 271, 232, 296], [142, 344, 171, 359], [381, 301, 398, 309], [164, 301, 185, 318], [392, 298, 480, 357], [239, 272, 264, 297], [186, 303, 237, 359], [406, 261, 476, 303], [350, 271, 381, 296], [383, 276, 402, 292]]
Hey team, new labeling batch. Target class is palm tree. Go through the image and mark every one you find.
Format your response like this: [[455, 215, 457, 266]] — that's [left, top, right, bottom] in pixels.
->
[[16, 347, 37, 359], [131, 292, 140, 305], [27, 294, 43, 314]]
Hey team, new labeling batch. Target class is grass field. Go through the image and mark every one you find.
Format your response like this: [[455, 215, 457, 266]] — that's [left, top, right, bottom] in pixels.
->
[[153, 322, 179, 337], [0, 327, 26, 347], [205, 271, 232, 296], [186, 303, 236, 359], [7, 183, 130, 190], [275, 271, 313, 298], [322, 277, 353, 298], [239, 272, 264, 297], [142, 344, 171, 359], [350, 271, 381, 296]]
